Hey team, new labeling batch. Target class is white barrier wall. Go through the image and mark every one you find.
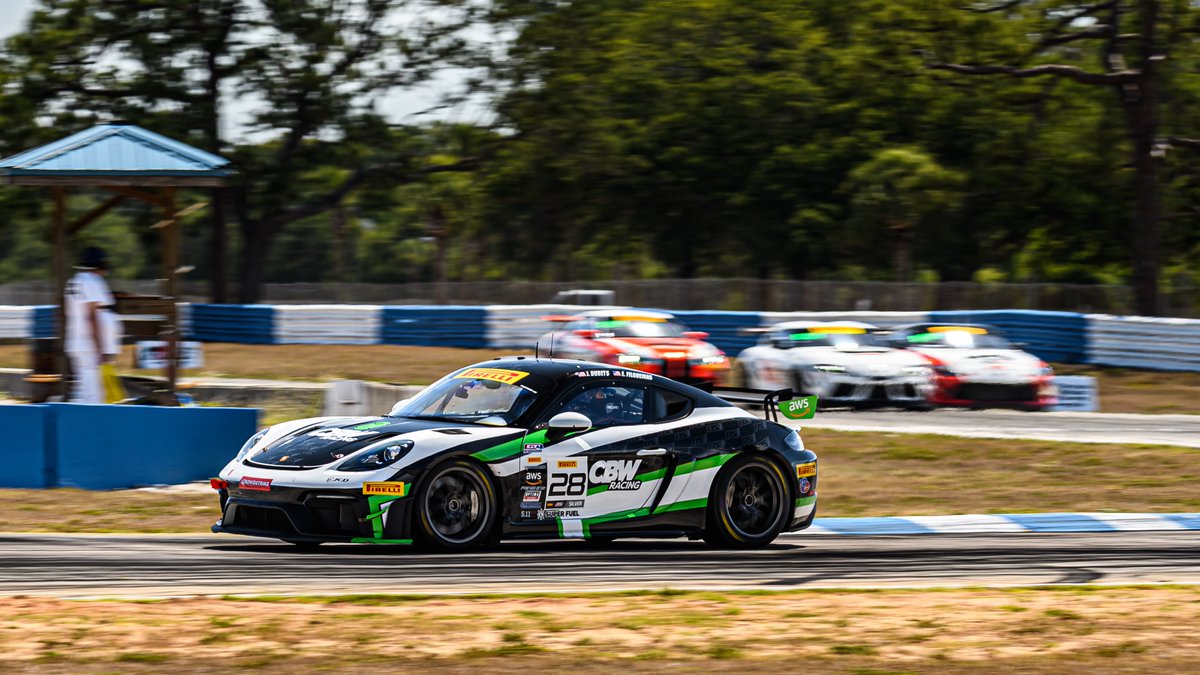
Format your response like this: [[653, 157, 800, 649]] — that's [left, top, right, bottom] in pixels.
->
[[485, 304, 621, 349], [273, 304, 383, 345], [0, 306, 35, 339], [1086, 314, 1200, 371]]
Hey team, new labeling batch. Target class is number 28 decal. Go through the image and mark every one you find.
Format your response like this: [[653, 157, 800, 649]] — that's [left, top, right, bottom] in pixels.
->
[[548, 474, 586, 496]]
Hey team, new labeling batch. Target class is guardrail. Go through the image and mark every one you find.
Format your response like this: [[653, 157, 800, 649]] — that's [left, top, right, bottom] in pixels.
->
[[3, 304, 1198, 372]]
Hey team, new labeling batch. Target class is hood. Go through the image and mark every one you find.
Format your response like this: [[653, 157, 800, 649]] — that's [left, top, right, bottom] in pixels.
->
[[913, 348, 1044, 377], [598, 336, 720, 358], [786, 345, 928, 375], [245, 417, 477, 470]]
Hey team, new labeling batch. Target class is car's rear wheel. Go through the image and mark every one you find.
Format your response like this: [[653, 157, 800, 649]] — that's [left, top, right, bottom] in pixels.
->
[[414, 458, 498, 552], [703, 454, 790, 548]]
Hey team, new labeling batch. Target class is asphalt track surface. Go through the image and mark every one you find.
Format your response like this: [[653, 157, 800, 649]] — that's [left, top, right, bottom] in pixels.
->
[[790, 408, 1200, 448], [2, 531, 1198, 598]]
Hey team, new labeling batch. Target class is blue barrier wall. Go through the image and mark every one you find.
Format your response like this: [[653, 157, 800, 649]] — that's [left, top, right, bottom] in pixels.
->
[[0, 405, 51, 488], [189, 304, 275, 344], [44, 404, 258, 489], [667, 310, 764, 354], [33, 305, 56, 339], [929, 310, 1088, 363], [382, 306, 487, 348]]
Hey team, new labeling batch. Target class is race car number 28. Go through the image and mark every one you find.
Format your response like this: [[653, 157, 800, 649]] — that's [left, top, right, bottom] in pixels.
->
[[548, 458, 588, 497]]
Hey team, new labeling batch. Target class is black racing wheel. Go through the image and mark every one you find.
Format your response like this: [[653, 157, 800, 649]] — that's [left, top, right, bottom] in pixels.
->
[[703, 454, 790, 548], [414, 458, 499, 552]]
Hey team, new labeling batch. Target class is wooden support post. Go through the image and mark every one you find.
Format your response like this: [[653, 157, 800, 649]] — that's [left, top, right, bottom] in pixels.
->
[[52, 186, 69, 395], [161, 186, 179, 392]]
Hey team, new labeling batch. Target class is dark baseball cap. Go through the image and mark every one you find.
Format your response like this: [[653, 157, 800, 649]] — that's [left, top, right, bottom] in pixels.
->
[[78, 246, 110, 270]]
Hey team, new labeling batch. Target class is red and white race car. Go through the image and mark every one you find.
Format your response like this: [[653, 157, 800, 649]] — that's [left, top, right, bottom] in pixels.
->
[[887, 323, 1058, 410], [537, 309, 731, 385]]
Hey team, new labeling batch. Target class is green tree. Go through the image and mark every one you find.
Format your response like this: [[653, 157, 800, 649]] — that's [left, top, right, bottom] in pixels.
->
[[3, 0, 482, 302], [843, 147, 965, 281]]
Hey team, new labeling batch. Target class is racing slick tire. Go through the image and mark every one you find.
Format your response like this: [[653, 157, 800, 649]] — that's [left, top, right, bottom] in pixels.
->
[[413, 457, 499, 552], [703, 453, 790, 549]]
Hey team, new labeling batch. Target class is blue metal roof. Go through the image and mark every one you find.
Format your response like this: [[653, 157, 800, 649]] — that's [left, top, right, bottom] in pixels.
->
[[0, 123, 232, 178]]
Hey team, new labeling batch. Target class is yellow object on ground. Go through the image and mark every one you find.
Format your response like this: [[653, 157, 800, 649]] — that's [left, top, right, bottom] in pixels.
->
[[100, 363, 125, 403]]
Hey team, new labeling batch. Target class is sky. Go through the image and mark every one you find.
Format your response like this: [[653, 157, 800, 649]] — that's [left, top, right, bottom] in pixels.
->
[[0, 0, 488, 141]]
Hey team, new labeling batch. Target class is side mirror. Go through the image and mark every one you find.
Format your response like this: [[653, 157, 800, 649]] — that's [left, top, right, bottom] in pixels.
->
[[683, 331, 709, 340], [388, 399, 412, 416], [573, 329, 600, 339], [772, 337, 794, 350], [547, 411, 592, 440]]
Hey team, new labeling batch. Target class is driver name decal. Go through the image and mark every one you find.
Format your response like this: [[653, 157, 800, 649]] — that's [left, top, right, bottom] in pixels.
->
[[455, 367, 529, 385]]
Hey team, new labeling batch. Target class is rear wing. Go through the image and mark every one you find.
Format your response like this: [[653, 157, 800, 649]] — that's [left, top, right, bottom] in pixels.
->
[[702, 385, 795, 423]]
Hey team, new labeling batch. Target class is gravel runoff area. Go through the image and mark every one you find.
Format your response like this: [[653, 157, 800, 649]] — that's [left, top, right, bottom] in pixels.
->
[[1, 587, 1198, 673]]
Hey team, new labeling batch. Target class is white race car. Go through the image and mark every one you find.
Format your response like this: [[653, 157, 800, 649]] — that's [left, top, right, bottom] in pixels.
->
[[886, 323, 1057, 410], [738, 322, 933, 409]]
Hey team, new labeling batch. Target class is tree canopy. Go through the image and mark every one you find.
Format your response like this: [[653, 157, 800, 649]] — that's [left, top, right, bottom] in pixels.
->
[[0, 0, 1196, 312]]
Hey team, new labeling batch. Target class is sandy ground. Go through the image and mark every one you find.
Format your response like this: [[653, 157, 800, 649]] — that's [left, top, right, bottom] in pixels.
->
[[0, 587, 1197, 673]]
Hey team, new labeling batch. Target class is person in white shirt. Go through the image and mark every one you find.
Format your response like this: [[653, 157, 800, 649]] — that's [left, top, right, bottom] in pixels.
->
[[64, 246, 115, 403]]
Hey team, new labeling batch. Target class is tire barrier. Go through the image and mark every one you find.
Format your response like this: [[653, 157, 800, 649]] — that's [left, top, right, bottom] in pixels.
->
[[187, 304, 275, 344], [0, 306, 36, 340], [929, 309, 1088, 364], [486, 304, 618, 350], [0, 403, 258, 489], [4, 303, 1199, 372], [274, 304, 382, 345], [1085, 314, 1200, 371], [382, 305, 488, 349]]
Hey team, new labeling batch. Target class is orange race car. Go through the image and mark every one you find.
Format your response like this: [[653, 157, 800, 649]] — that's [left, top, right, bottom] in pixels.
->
[[537, 309, 731, 385]]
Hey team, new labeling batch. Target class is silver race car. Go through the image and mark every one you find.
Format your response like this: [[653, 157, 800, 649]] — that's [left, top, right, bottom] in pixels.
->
[[738, 321, 933, 409]]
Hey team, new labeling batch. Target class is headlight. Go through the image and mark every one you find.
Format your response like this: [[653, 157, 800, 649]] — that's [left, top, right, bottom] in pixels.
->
[[235, 429, 268, 461], [338, 440, 414, 472], [902, 365, 929, 376], [617, 354, 642, 364], [699, 355, 727, 365], [932, 365, 956, 376], [813, 364, 846, 373]]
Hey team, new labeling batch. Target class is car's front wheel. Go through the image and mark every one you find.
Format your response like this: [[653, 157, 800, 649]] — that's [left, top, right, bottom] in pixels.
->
[[414, 458, 499, 552], [703, 454, 790, 548]]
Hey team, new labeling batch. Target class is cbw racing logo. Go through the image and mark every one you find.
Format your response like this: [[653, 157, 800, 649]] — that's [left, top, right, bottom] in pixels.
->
[[590, 459, 643, 491]]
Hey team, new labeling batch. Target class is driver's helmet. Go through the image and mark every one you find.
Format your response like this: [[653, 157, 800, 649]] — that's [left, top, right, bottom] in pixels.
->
[[570, 388, 617, 420]]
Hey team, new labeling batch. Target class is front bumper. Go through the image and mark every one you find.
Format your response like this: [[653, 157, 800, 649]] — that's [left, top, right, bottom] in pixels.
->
[[812, 373, 931, 407], [212, 484, 414, 543], [931, 376, 1057, 409]]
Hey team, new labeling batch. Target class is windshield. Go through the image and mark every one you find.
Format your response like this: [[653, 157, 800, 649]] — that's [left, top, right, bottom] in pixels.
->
[[593, 319, 686, 338], [905, 329, 1012, 349], [389, 367, 539, 425], [778, 329, 882, 349]]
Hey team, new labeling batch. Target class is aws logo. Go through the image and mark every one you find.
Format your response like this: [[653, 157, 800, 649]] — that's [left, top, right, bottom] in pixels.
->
[[589, 459, 643, 490]]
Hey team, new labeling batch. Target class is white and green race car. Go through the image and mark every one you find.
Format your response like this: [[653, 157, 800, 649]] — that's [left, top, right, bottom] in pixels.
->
[[211, 358, 818, 550]]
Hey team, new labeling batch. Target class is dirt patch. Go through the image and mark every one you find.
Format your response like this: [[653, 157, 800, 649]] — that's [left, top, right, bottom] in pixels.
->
[[1, 429, 1197, 533], [2, 344, 1198, 413], [0, 587, 1197, 673], [0, 343, 517, 386]]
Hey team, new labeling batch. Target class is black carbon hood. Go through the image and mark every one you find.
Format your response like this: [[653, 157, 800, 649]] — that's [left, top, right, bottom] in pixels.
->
[[245, 418, 459, 469]]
